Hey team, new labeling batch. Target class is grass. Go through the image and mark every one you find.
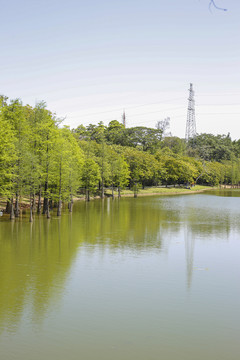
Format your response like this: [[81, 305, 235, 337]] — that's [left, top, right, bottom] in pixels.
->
[[105, 185, 213, 197]]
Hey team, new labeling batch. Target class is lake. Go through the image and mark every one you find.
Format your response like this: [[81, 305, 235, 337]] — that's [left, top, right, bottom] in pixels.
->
[[0, 191, 240, 360]]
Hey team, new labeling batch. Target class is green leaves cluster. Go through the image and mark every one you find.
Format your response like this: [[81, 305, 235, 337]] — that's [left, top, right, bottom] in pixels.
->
[[2, 96, 240, 218], [0, 98, 84, 217]]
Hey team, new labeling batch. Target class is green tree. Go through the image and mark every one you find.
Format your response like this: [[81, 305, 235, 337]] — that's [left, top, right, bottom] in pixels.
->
[[125, 126, 162, 152], [105, 120, 126, 146], [108, 148, 130, 197], [1, 99, 30, 218], [187, 133, 233, 162], [50, 127, 83, 215], [81, 158, 100, 201], [0, 100, 16, 206]]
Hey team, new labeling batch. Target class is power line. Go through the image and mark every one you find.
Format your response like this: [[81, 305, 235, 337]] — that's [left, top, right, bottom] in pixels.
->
[[67, 102, 240, 121], [69, 108, 240, 124], [67, 97, 186, 119], [196, 103, 240, 107], [71, 110, 240, 127]]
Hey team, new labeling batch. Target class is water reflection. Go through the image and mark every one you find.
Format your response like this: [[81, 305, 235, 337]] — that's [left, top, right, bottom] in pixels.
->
[[184, 226, 195, 289], [0, 216, 78, 332], [0, 193, 240, 334]]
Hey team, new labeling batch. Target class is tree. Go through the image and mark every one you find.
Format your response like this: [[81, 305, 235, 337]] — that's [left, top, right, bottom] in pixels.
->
[[105, 120, 126, 146], [86, 122, 106, 143], [161, 136, 186, 155], [0, 100, 16, 213], [1, 99, 30, 218], [81, 158, 100, 201], [72, 124, 88, 140], [122, 147, 157, 196], [36, 104, 58, 217], [108, 148, 130, 198], [156, 117, 171, 138], [125, 126, 163, 153], [49, 127, 83, 215], [187, 133, 233, 162]]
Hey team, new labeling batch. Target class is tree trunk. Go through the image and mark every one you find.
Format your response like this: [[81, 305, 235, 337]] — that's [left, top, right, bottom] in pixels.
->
[[49, 199, 53, 210], [5, 199, 11, 214], [118, 187, 121, 198], [86, 189, 90, 202], [69, 187, 73, 212], [15, 193, 20, 217], [101, 180, 104, 199], [29, 197, 33, 222], [57, 200, 62, 216], [10, 198, 15, 220], [37, 185, 42, 214], [69, 198, 73, 212], [112, 182, 114, 199], [42, 180, 49, 214], [32, 191, 36, 212], [57, 162, 62, 216]]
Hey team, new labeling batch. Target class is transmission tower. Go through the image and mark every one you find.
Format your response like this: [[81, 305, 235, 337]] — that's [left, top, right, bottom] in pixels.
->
[[185, 83, 196, 141], [122, 110, 126, 128]]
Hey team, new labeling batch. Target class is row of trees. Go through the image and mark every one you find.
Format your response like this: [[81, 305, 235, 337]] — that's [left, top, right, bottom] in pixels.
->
[[1, 96, 240, 220], [73, 121, 240, 189], [77, 139, 240, 194], [0, 97, 84, 219], [73, 121, 240, 161]]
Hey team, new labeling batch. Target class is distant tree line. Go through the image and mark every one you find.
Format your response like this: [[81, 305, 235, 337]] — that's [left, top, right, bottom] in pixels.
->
[[1, 95, 240, 220]]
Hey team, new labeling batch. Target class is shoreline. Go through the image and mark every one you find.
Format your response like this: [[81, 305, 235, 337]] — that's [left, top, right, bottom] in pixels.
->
[[112, 189, 210, 197], [81, 186, 215, 201], [0, 186, 233, 212]]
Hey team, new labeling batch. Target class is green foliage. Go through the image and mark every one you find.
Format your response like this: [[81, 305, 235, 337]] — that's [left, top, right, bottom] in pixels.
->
[[0, 104, 16, 196], [187, 133, 233, 162], [124, 126, 162, 152], [2, 94, 240, 214], [161, 136, 186, 155], [108, 148, 130, 194], [1, 99, 30, 202], [50, 127, 84, 203], [105, 120, 126, 145], [81, 158, 100, 199]]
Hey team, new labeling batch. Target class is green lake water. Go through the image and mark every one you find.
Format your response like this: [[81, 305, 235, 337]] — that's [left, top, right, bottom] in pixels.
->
[[0, 191, 240, 360]]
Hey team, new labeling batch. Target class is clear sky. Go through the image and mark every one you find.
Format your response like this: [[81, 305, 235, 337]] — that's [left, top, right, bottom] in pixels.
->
[[1, 0, 240, 138]]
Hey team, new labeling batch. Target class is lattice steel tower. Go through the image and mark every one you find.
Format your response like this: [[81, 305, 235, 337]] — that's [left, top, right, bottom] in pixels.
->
[[185, 83, 196, 141]]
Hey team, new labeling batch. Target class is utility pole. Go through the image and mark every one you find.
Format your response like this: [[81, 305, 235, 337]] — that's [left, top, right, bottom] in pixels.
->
[[185, 83, 196, 141], [122, 110, 126, 128]]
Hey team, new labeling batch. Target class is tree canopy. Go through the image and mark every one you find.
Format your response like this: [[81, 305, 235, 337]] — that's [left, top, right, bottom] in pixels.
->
[[1, 95, 240, 219]]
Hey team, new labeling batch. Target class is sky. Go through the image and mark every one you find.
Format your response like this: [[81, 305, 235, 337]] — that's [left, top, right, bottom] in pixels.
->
[[1, 0, 240, 139]]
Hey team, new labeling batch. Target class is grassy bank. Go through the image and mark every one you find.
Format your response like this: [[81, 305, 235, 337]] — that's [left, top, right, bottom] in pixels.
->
[[0, 185, 214, 212], [105, 185, 213, 197]]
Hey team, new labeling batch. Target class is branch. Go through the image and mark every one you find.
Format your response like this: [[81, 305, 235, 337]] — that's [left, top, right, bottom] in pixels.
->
[[209, 0, 227, 12]]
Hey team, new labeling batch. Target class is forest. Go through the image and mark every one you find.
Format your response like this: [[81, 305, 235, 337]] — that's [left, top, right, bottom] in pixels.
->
[[1, 95, 240, 220]]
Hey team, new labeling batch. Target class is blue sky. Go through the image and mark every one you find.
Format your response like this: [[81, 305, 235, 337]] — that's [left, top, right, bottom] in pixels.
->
[[1, 0, 239, 138]]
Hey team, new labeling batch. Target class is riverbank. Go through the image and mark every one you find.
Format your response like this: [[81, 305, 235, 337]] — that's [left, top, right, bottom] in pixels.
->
[[104, 185, 214, 197], [0, 185, 214, 212]]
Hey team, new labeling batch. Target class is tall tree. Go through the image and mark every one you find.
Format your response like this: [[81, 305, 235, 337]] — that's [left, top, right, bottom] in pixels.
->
[[50, 127, 84, 215], [81, 158, 100, 201], [0, 99, 16, 216], [1, 99, 30, 217]]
